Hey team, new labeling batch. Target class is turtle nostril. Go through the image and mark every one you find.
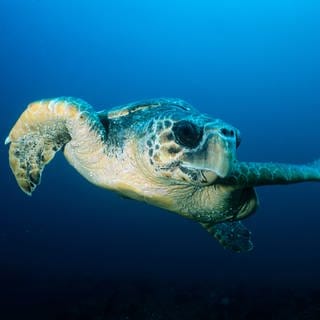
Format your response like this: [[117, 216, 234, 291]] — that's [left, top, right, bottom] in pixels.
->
[[220, 128, 235, 138], [219, 127, 241, 147]]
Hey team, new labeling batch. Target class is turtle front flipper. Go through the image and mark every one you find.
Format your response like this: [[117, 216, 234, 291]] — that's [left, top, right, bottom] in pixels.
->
[[222, 160, 320, 187], [5, 97, 106, 195], [201, 221, 253, 253]]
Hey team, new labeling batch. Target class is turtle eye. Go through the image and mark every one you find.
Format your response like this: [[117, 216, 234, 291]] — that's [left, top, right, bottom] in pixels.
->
[[172, 120, 203, 148]]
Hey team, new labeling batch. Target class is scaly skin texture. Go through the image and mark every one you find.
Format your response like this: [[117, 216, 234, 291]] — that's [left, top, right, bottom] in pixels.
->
[[6, 97, 320, 252], [220, 160, 320, 187], [176, 160, 320, 223]]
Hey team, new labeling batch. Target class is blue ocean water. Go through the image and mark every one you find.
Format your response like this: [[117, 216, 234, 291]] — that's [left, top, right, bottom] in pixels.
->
[[1, 0, 320, 318]]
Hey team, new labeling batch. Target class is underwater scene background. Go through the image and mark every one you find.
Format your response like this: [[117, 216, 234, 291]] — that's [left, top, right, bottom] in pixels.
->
[[1, 0, 320, 319]]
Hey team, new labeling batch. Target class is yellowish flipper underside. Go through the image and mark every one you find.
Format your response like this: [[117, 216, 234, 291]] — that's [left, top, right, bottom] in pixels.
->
[[6, 98, 95, 195]]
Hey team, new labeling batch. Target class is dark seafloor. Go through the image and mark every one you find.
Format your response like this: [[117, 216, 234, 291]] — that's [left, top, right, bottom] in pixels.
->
[[1, 0, 320, 319]]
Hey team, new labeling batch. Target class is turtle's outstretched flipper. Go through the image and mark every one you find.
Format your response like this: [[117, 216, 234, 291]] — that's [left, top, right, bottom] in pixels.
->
[[5, 97, 106, 195], [222, 159, 320, 188], [201, 221, 253, 253]]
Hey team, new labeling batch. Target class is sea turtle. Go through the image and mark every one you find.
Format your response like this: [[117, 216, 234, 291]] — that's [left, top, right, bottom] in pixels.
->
[[5, 97, 320, 252]]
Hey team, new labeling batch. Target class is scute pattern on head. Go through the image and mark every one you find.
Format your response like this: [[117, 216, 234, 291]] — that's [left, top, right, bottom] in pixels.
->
[[134, 104, 215, 185], [145, 117, 184, 167], [101, 97, 203, 169]]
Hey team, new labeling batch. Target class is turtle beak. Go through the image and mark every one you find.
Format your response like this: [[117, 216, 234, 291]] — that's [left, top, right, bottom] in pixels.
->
[[181, 123, 238, 182]]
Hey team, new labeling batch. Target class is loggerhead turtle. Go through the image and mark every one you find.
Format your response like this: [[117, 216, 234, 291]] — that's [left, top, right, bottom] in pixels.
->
[[5, 97, 320, 252]]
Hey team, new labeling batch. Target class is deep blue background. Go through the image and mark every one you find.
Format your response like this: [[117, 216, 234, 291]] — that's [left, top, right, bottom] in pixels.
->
[[1, 0, 320, 317]]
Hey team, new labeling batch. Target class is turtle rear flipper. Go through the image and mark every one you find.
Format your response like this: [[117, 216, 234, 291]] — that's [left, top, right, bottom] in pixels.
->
[[201, 221, 253, 253], [5, 97, 106, 195]]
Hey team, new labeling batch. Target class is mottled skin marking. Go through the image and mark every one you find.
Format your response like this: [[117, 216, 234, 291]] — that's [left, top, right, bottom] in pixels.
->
[[6, 97, 320, 253], [145, 117, 186, 168]]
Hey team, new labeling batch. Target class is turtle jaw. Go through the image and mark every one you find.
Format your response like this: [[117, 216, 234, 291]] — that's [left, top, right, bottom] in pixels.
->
[[181, 132, 237, 184]]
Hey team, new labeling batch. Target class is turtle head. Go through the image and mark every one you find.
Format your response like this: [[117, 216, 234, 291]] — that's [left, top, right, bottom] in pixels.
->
[[141, 106, 241, 186]]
